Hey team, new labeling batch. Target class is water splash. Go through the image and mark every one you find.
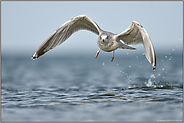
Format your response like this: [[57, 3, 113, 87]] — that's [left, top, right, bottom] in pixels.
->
[[145, 74, 156, 87], [145, 79, 156, 88]]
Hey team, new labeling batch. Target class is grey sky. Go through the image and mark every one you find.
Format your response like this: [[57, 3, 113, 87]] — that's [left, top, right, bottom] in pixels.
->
[[1, 1, 183, 56]]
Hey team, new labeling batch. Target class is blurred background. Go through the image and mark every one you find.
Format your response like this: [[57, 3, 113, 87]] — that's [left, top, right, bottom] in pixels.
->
[[1, 1, 183, 57]]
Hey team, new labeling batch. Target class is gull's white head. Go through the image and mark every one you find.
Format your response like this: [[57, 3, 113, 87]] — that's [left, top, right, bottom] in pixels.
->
[[100, 34, 109, 43]]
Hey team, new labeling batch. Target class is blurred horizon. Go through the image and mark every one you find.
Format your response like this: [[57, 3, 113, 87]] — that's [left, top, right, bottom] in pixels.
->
[[1, 1, 183, 57]]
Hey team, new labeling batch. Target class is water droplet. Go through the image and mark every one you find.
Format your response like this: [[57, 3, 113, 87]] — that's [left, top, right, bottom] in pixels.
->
[[158, 74, 160, 76], [163, 76, 165, 79], [117, 64, 118, 65], [129, 66, 131, 68], [169, 58, 171, 60], [172, 49, 175, 51], [160, 85, 163, 87], [127, 53, 129, 55], [150, 74, 155, 78], [165, 56, 167, 58], [143, 53, 145, 55], [103, 62, 105, 65], [136, 56, 138, 58], [162, 68, 165, 70], [161, 60, 163, 62]]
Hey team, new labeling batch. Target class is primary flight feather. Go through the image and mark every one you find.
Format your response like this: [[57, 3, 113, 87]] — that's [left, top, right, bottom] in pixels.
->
[[31, 15, 156, 70]]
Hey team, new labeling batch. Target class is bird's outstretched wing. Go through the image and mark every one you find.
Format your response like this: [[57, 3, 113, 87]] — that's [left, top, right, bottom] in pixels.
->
[[116, 21, 156, 70], [31, 15, 101, 60]]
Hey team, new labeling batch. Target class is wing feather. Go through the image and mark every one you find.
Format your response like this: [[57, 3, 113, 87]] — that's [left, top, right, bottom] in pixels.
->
[[116, 21, 156, 70], [31, 15, 100, 60]]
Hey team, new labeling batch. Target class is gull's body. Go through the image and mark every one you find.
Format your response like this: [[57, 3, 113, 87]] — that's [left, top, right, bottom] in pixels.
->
[[31, 15, 156, 70]]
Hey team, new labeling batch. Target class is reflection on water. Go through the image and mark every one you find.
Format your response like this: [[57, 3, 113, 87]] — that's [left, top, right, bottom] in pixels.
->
[[1, 51, 183, 122]]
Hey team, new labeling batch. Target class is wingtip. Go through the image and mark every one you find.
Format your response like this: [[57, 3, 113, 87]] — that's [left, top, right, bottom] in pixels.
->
[[31, 52, 38, 60], [152, 65, 156, 71], [31, 56, 37, 60], [152, 55, 156, 71]]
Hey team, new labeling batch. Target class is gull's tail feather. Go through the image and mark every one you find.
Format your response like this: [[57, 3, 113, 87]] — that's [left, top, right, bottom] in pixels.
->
[[119, 44, 136, 50]]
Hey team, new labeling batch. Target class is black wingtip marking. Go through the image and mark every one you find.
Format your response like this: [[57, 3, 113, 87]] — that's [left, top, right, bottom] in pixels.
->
[[31, 52, 38, 60], [152, 66, 156, 71]]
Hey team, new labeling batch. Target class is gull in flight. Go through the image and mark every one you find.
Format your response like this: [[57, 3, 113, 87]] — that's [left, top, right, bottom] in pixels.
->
[[31, 15, 156, 70]]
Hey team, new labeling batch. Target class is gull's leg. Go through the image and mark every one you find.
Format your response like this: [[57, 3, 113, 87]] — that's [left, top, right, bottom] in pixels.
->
[[95, 49, 101, 58], [111, 51, 115, 62]]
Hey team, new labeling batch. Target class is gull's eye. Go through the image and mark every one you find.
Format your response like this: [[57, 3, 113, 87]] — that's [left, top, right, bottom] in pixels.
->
[[106, 36, 109, 39]]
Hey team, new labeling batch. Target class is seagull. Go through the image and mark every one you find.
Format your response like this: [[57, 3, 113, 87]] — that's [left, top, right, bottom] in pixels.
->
[[31, 15, 156, 70]]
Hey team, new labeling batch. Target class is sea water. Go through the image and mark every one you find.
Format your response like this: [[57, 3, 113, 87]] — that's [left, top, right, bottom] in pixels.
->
[[1, 50, 183, 122]]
